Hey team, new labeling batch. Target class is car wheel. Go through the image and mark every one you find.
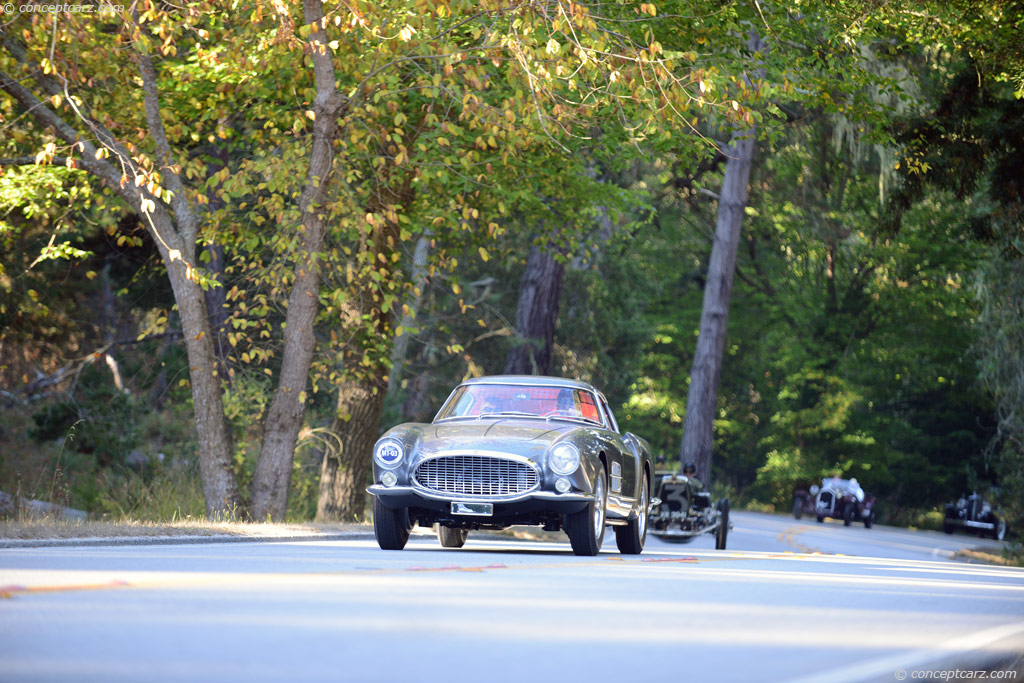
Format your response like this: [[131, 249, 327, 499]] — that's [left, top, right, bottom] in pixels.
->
[[993, 519, 1007, 541], [864, 510, 874, 529], [943, 522, 954, 534], [615, 472, 649, 555], [715, 498, 730, 550], [436, 525, 469, 548], [843, 503, 854, 527], [373, 497, 411, 550], [566, 462, 607, 556], [816, 514, 825, 523]]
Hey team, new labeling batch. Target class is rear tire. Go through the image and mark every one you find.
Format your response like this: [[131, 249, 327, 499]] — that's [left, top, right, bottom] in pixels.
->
[[436, 525, 469, 548], [373, 497, 411, 550], [566, 463, 607, 556], [843, 503, 854, 527], [615, 472, 649, 555], [715, 498, 730, 550]]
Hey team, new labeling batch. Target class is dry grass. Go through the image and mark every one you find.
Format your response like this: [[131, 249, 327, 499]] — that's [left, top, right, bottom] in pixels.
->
[[0, 517, 371, 541]]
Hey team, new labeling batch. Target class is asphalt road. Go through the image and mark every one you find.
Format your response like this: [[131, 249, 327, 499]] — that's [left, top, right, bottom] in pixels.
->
[[1, 512, 1022, 683]]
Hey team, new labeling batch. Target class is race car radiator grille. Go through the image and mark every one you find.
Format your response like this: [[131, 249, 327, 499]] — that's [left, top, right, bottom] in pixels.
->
[[414, 456, 539, 497]]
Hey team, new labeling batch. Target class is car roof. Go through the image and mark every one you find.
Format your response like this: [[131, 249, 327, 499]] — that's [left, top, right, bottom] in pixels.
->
[[460, 375, 597, 392]]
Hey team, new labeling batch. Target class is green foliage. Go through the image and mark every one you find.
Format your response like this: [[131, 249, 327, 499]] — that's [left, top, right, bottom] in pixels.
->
[[28, 367, 148, 469], [1, 1, 1021, 527]]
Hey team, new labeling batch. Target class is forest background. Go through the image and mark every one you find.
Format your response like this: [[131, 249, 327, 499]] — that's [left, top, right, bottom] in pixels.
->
[[1, 1, 1021, 544]]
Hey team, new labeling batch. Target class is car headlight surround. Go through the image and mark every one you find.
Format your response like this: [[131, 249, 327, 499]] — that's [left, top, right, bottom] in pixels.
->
[[549, 442, 580, 476], [374, 438, 405, 470]]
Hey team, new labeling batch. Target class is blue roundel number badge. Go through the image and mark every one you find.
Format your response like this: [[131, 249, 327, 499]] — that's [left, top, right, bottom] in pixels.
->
[[378, 442, 402, 465]]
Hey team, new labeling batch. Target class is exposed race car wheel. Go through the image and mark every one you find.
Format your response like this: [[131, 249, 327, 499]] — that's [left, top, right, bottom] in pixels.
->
[[943, 522, 954, 534], [373, 497, 411, 550], [436, 525, 469, 548], [615, 472, 649, 555], [792, 498, 804, 520], [993, 519, 1007, 541], [816, 514, 825, 523], [864, 510, 875, 529], [715, 498, 730, 550], [567, 462, 607, 556], [843, 503, 854, 527]]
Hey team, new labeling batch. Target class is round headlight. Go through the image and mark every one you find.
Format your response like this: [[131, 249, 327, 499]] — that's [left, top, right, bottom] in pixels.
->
[[374, 439, 404, 469], [549, 443, 580, 475]]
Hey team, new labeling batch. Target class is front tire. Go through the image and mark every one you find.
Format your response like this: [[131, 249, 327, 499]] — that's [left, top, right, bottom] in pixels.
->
[[615, 472, 649, 555], [373, 497, 411, 550], [792, 498, 804, 520], [436, 525, 469, 548], [843, 503, 854, 527], [567, 462, 607, 556], [715, 498, 730, 550]]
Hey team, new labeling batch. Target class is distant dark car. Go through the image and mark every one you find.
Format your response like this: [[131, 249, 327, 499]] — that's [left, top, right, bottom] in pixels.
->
[[944, 493, 1007, 540], [812, 477, 876, 528], [367, 375, 655, 556], [648, 471, 730, 549]]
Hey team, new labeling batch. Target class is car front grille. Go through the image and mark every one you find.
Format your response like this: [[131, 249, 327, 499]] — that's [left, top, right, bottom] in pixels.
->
[[414, 455, 539, 497]]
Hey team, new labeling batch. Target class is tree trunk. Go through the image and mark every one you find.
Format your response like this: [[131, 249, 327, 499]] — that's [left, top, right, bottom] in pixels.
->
[[156, 215, 241, 516], [504, 243, 566, 376], [678, 32, 764, 486], [251, 0, 347, 521], [316, 367, 389, 521], [678, 134, 755, 484]]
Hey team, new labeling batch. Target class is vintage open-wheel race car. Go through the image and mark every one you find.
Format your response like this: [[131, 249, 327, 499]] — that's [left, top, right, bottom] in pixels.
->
[[648, 470, 731, 549]]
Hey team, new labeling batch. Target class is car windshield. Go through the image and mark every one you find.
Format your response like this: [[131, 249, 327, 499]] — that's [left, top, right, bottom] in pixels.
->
[[435, 383, 603, 426]]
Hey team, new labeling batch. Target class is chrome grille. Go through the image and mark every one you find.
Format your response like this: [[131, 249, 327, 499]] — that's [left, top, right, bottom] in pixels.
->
[[414, 455, 539, 497]]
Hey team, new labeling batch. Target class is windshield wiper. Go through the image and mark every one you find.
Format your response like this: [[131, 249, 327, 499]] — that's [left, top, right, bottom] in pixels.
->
[[481, 411, 538, 419], [545, 414, 602, 426]]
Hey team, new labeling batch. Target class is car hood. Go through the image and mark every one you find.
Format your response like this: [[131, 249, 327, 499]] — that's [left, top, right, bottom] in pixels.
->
[[414, 420, 574, 459]]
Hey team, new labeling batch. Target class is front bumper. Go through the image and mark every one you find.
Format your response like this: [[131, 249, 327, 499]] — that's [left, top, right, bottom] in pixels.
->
[[367, 484, 591, 516], [945, 518, 997, 531]]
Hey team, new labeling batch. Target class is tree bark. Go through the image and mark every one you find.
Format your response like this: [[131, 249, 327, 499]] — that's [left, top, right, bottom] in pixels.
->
[[251, 0, 348, 520], [162, 222, 241, 515], [678, 32, 764, 486], [678, 133, 754, 484], [504, 243, 566, 376], [316, 366, 389, 521]]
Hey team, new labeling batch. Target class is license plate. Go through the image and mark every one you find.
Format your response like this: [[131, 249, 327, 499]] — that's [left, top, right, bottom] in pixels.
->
[[451, 502, 493, 516]]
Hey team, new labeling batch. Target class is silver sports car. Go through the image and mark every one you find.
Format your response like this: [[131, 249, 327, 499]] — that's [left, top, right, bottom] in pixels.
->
[[367, 375, 655, 556]]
